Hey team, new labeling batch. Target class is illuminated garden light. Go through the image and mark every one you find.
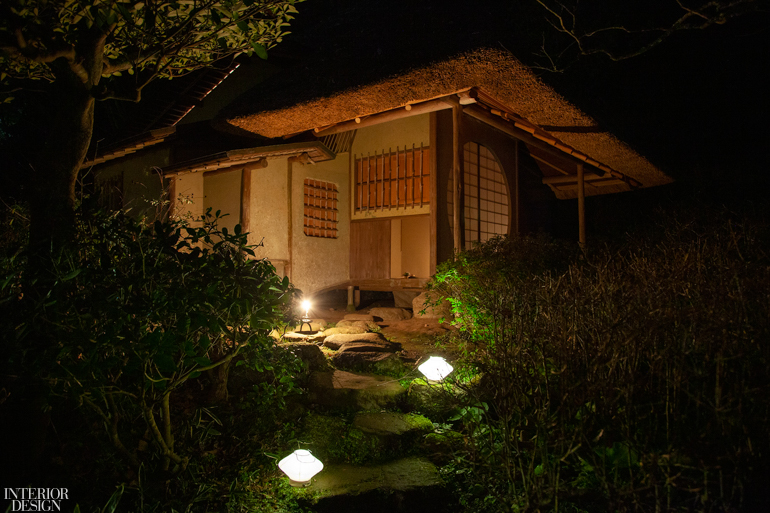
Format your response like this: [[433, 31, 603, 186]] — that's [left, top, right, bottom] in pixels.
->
[[418, 356, 454, 382], [301, 299, 312, 318], [278, 449, 324, 486]]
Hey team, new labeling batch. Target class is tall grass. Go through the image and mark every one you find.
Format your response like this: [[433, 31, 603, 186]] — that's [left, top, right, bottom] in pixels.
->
[[434, 208, 770, 511]]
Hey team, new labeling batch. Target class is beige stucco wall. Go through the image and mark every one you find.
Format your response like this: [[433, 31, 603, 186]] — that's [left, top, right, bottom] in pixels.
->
[[291, 156, 351, 296], [203, 170, 241, 234], [249, 159, 290, 269], [351, 114, 430, 158], [173, 172, 204, 223]]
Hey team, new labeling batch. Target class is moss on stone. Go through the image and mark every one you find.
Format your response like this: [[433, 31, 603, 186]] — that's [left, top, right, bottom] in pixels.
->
[[301, 413, 384, 465], [404, 413, 434, 432]]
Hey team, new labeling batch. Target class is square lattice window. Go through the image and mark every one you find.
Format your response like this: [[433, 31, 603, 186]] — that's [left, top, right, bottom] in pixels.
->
[[304, 179, 339, 238]]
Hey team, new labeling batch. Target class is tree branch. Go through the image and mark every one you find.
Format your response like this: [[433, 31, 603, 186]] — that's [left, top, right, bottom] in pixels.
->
[[535, 0, 764, 70]]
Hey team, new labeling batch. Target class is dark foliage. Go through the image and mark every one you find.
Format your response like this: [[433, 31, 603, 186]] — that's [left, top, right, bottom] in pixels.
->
[[433, 206, 770, 511]]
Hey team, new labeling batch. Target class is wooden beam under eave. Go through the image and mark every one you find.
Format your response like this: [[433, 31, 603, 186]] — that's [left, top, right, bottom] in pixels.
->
[[314, 99, 452, 137], [550, 178, 627, 189], [543, 172, 604, 185], [463, 105, 642, 189], [202, 158, 268, 178]]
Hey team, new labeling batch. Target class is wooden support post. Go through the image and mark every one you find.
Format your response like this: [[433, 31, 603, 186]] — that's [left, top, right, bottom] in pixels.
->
[[513, 139, 519, 235], [346, 286, 360, 311], [347, 285, 356, 312], [577, 161, 586, 247], [452, 104, 462, 254], [240, 167, 251, 236], [429, 113, 438, 275], [287, 157, 294, 281]]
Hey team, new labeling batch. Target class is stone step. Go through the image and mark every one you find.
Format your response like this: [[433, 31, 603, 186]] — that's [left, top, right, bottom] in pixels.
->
[[308, 370, 406, 410], [306, 457, 447, 513], [353, 412, 433, 438]]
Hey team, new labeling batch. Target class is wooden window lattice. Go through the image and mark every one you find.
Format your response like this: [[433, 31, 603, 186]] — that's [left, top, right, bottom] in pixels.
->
[[354, 145, 430, 212], [448, 142, 509, 245], [304, 179, 339, 238]]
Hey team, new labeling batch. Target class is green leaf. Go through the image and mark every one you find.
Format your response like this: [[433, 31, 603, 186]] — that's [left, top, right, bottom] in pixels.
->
[[251, 42, 268, 59], [61, 268, 82, 281], [154, 354, 176, 373], [194, 356, 212, 367]]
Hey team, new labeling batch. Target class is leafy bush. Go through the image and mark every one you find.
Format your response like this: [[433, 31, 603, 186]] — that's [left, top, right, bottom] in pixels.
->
[[433, 209, 770, 511], [1, 207, 303, 508]]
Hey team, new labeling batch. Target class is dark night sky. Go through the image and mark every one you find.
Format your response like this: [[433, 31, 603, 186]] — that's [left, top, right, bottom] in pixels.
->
[[283, 0, 770, 191], [3, 0, 767, 212]]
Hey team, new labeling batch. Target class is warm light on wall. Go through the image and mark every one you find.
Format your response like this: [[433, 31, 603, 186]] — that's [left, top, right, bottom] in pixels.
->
[[278, 449, 324, 486], [418, 356, 454, 381]]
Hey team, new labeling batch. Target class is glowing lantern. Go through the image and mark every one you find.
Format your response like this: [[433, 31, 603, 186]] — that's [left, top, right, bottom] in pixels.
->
[[418, 356, 454, 382], [278, 449, 324, 486], [301, 299, 312, 318]]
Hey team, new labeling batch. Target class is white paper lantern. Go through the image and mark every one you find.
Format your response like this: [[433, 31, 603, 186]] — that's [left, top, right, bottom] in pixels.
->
[[278, 449, 324, 486], [418, 356, 454, 382]]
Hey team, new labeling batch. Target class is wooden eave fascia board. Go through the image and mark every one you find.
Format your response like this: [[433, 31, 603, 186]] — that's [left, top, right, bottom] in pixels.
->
[[81, 126, 177, 169], [310, 97, 455, 138], [164, 141, 335, 177]]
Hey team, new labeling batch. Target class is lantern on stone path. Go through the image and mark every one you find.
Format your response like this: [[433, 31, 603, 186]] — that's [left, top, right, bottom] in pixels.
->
[[278, 449, 324, 486], [418, 356, 454, 382]]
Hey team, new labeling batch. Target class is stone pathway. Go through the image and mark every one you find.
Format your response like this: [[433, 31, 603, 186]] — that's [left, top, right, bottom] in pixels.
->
[[277, 308, 457, 512]]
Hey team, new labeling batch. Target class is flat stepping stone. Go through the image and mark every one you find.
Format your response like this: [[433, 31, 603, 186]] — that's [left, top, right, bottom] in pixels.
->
[[353, 412, 433, 437], [323, 333, 397, 351], [281, 331, 326, 343], [343, 314, 375, 321], [331, 351, 404, 374], [336, 319, 379, 331], [369, 307, 413, 321], [323, 326, 367, 336], [310, 457, 441, 495], [308, 370, 406, 410]]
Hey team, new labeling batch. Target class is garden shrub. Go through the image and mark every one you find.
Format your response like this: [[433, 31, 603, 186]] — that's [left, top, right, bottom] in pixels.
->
[[0, 207, 303, 509], [433, 209, 770, 511]]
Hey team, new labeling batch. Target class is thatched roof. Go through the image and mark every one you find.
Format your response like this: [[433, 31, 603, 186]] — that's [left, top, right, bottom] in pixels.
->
[[218, 47, 672, 198]]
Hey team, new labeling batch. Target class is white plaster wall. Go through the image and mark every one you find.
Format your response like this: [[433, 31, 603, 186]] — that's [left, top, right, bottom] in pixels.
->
[[291, 156, 351, 295], [351, 114, 430, 158], [203, 171, 241, 234]]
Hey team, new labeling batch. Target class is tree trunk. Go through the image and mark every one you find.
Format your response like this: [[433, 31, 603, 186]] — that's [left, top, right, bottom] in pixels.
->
[[29, 80, 95, 259], [28, 33, 105, 262], [209, 359, 232, 403]]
